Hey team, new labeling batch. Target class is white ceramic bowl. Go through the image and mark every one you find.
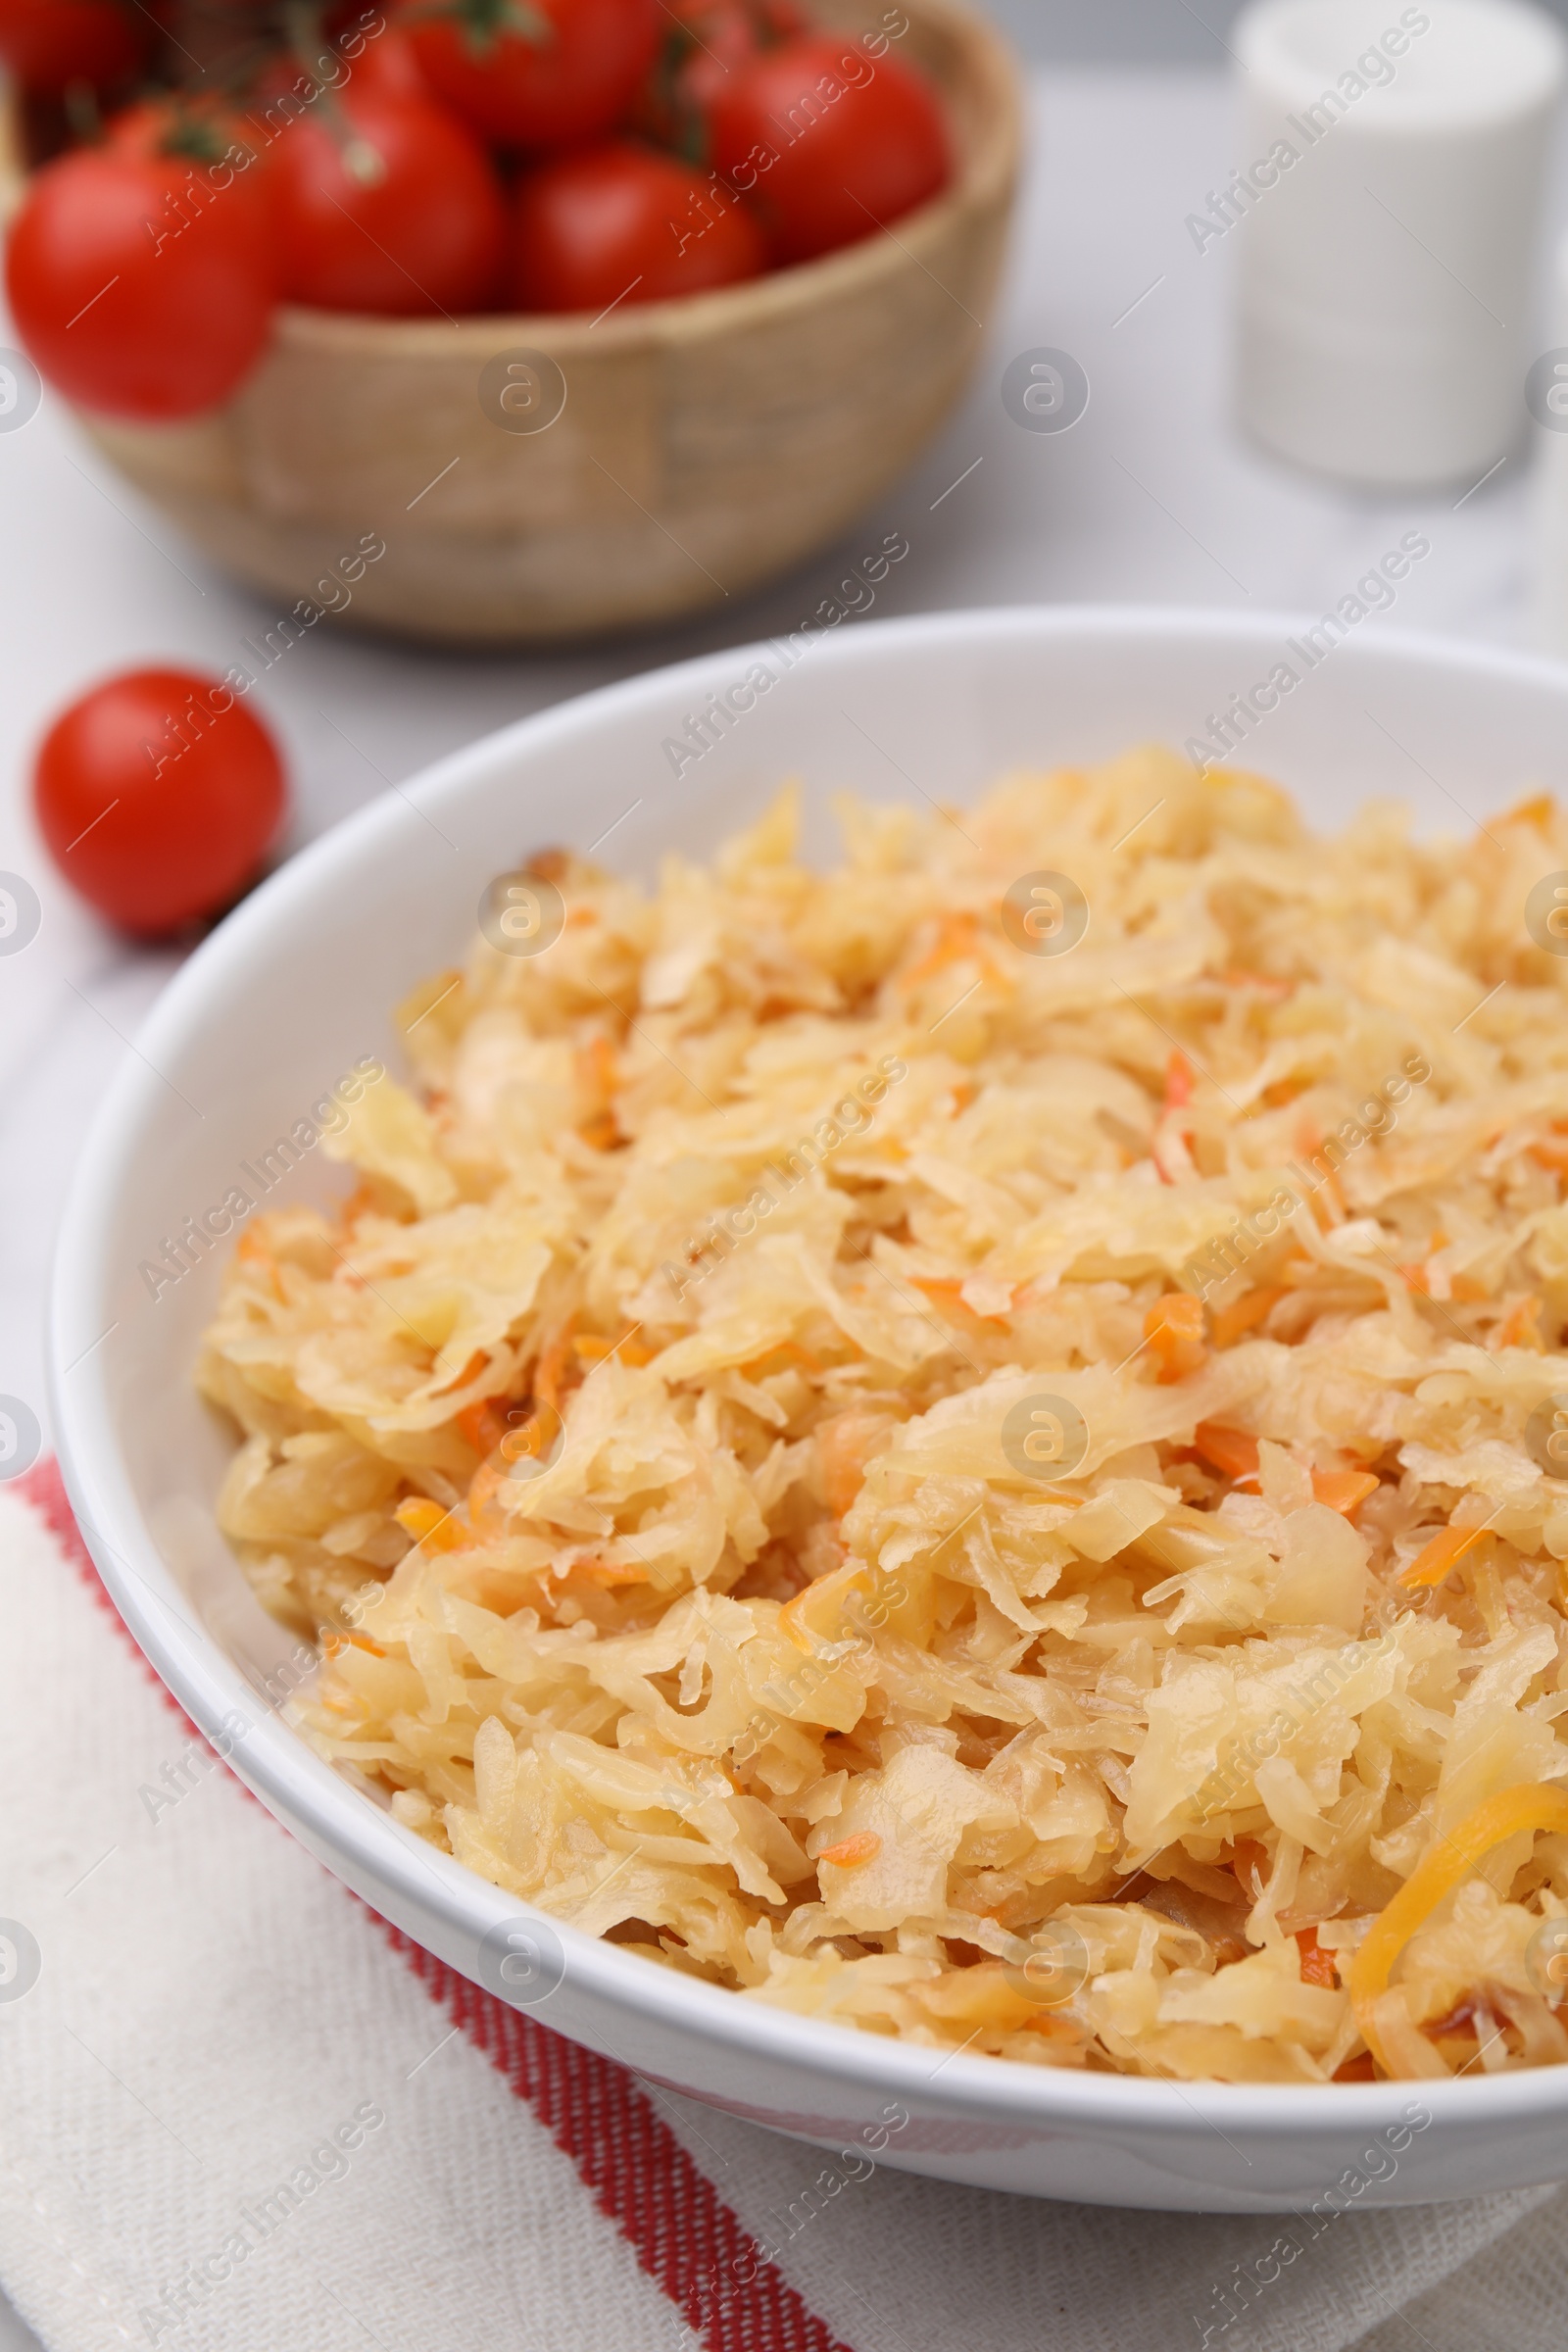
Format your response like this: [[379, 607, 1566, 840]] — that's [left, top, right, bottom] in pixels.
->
[[50, 607, 1568, 2212]]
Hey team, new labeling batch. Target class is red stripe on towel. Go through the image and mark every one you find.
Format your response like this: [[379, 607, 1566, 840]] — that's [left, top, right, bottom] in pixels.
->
[[16, 1460, 856, 2352]]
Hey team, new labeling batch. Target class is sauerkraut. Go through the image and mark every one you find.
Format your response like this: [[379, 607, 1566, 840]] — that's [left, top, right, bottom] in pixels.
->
[[197, 748, 1568, 2082]]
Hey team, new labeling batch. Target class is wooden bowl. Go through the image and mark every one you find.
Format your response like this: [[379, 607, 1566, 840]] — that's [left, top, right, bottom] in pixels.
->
[[55, 0, 1020, 645]]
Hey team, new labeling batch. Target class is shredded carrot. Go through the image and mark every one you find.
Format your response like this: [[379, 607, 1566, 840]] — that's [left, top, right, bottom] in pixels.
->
[[574, 1037, 622, 1149], [577, 1557, 653, 1588], [399, 967, 463, 1037], [1349, 1785, 1568, 2071], [466, 1404, 564, 1528], [466, 1458, 507, 1527], [780, 1558, 874, 1650], [909, 1275, 1011, 1330], [499, 1408, 557, 1464], [575, 1332, 655, 1369], [394, 1497, 466, 1553], [1144, 1294, 1207, 1382], [581, 1034, 616, 1100], [337, 1182, 378, 1228], [902, 910, 979, 991], [1495, 1296, 1546, 1354], [1529, 1138, 1568, 1174], [1208, 1287, 1284, 1348], [1295, 1927, 1338, 1988], [432, 1349, 488, 1398], [1225, 1836, 1269, 1890], [740, 1340, 822, 1377], [235, 1227, 284, 1299], [1450, 1274, 1490, 1304], [1398, 1231, 1456, 1292], [457, 1397, 508, 1455], [1398, 1521, 1489, 1589], [817, 1409, 888, 1519], [949, 1082, 977, 1116], [1162, 1051, 1194, 1114], [1192, 1422, 1260, 1482], [1505, 793, 1554, 830], [818, 1832, 881, 1870], [1311, 1468, 1380, 1519], [1295, 1123, 1347, 1219], [1217, 968, 1293, 999], [533, 1319, 577, 1415]]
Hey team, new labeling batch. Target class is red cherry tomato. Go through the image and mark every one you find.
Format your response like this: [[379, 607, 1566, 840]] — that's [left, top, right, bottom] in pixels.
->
[[0, 0, 147, 94], [399, 0, 660, 148], [269, 87, 505, 314], [34, 670, 288, 939], [5, 147, 276, 420], [511, 139, 764, 313], [710, 34, 949, 266], [105, 94, 277, 262], [633, 0, 802, 154], [328, 21, 430, 99]]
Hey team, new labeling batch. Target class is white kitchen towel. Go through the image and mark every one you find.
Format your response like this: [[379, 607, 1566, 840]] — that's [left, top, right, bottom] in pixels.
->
[[3, 1467, 1568, 2352]]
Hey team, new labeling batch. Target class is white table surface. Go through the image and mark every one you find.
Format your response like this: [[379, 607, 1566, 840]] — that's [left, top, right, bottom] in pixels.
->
[[0, 63, 1563, 2350]]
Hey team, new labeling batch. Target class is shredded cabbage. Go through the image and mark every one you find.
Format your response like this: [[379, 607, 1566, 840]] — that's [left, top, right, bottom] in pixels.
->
[[197, 751, 1568, 2082]]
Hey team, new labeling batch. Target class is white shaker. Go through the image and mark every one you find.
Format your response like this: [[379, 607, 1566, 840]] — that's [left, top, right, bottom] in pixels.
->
[[1533, 227, 1568, 651], [1230, 0, 1565, 489]]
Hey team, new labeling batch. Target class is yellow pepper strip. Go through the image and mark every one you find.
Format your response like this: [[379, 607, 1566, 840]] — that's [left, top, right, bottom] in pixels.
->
[[1398, 1522, 1488, 1590], [1350, 1784, 1568, 2072]]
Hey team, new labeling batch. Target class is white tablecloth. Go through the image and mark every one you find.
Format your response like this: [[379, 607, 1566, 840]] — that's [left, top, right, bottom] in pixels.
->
[[2, 62, 1566, 2352]]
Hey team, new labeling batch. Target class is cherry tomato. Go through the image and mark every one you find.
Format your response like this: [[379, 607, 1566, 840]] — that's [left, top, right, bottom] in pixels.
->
[[511, 139, 764, 313], [270, 18, 430, 104], [0, 0, 146, 94], [5, 146, 276, 420], [633, 0, 802, 156], [269, 87, 505, 314], [108, 93, 266, 164], [34, 670, 288, 938], [328, 21, 430, 99], [106, 94, 277, 265], [399, 0, 661, 148], [710, 34, 949, 266]]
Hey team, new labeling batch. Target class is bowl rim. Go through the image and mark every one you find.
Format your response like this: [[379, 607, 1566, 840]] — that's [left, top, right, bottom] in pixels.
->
[[49, 600, 1568, 2142]]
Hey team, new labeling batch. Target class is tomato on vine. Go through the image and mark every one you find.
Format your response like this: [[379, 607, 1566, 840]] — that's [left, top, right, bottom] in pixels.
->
[[632, 0, 803, 156], [710, 34, 949, 265], [5, 140, 276, 419], [398, 0, 661, 147], [269, 84, 507, 313], [510, 139, 764, 312], [0, 0, 147, 95]]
